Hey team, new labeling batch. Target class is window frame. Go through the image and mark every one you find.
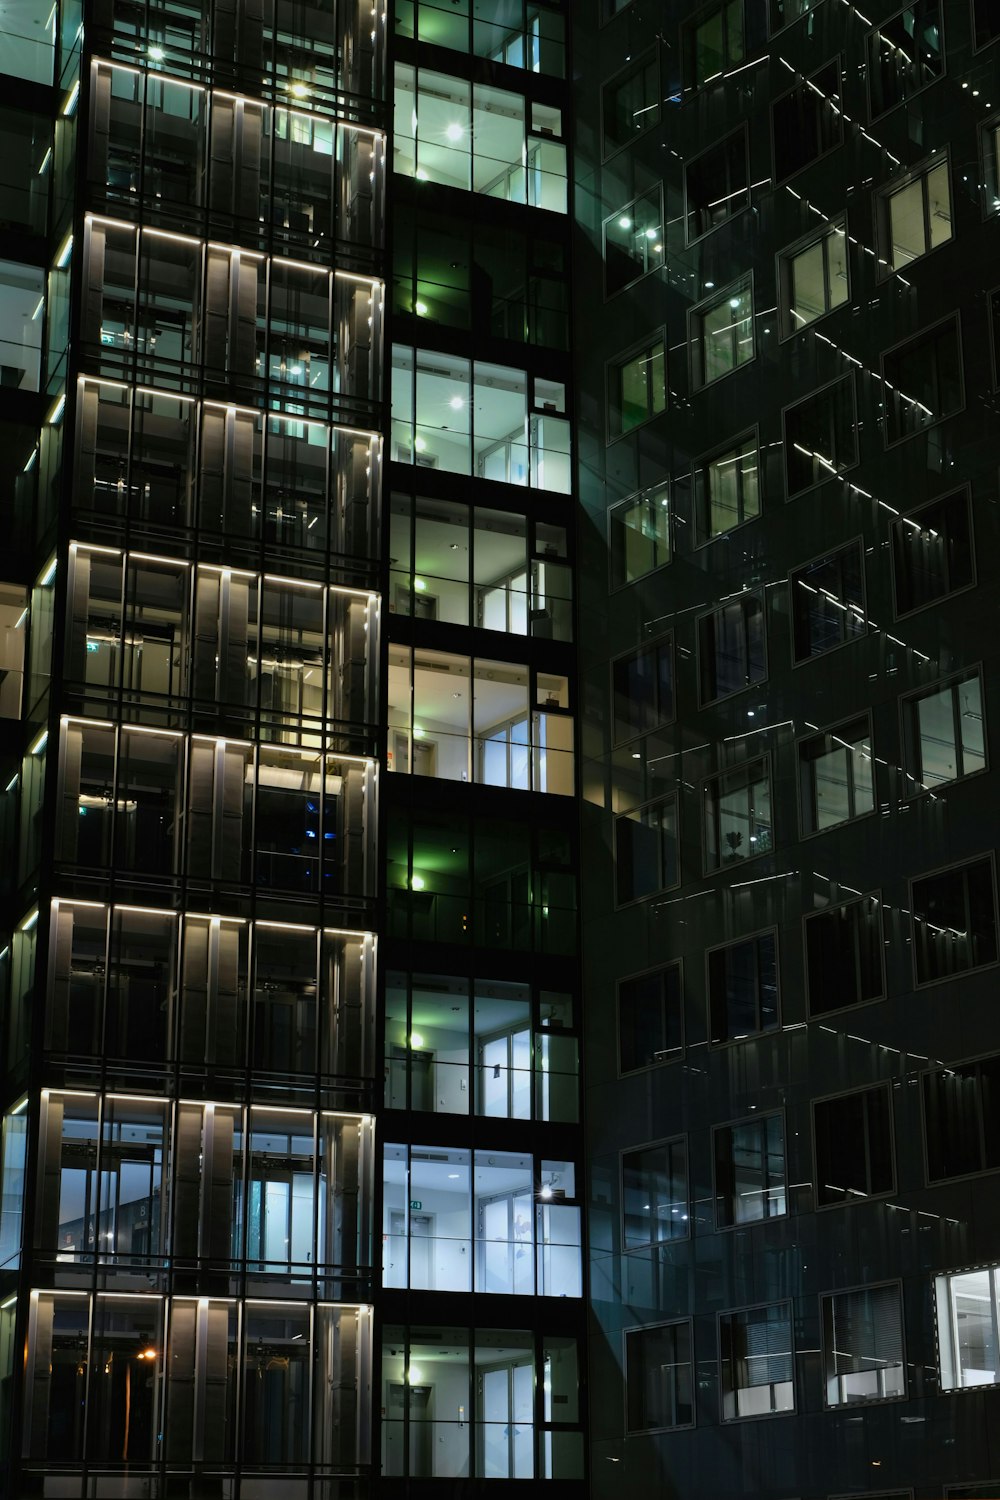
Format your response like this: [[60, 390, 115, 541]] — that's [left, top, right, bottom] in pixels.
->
[[782, 370, 859, 501], [603, 185, 665, 299], [935, 1260, 1000, 1397], [880, 311, 965, 449], [620, 1134, 690, 1251], [683, 124, 751, 246], [705, 924, 781, 1048], [682, 0, 748, 94], [789, 535, 867, 666], [803, 890, 886, 1020], [889, 485, 976, 621], [770, 55, 844, 186], [777, 215, 850, 341], [909, 851, 1000, 990], [689, 274, 756, 391], [614, 791, 680, 908], [866, 1, 946, 122], [702, 756, 773, 876], [623, 1318, 696, 1434], [608, 483, 672, 591], [875, 151, 953, 281], [717, 1300, 796, 1422], [693, 427, 762, 548], [611, 632, 675, 748], [899, 665, 988, 799], [696, 589, 768, 706], [606, 331, 667, 443], [601, 47, 661, 162], [616, 959, 685, 1077], [820, 1279, 908, 1409], [797, 711, 877, 839], [812, 1081, 896, 1211], [712, 1108, 788, 1231], [921, 1048, 1000, 1187]]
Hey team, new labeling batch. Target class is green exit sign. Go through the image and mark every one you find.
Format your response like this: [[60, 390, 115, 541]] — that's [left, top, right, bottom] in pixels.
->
[[410, 1200, 422, 1211]]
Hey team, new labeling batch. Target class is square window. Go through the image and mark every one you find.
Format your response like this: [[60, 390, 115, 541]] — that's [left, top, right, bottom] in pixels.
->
[[618, 963, 683, 1073], [704, 758, 772, 872], [609, 484, 671, 588], [615, 794, 678, 904], [685, 0, 745, 89], [910, 856, 998, 984], [814, 1084, 894, 1207], [805, 893, 884, 1017], [799, 714, 875, 835], [698, 592, 766, 703], [923, 1053, 1000, 1182], [622, 1139, 688, 1248], [605, 188, 664, 296], [778, 219, 849, 337], [784, 374, 858, 498], [901, 669, 986, 795], [685, 128, 749, 242], [882, 316, 963, 445], [822, 1285, 905, 1406], [691, 278, 754, 388], [790, 540, 866, 661], [772, 60, 843, 183], [868, 3, 944, 120], [708, 929, 779, 1044], [613, 636, 674, 745], [720, 1304, 794, 1420], [695, 433, 760, 544], [603, 52, 659, 157], [625, 1321, 694, 1432], [891, 489, 974, 616], [877, 157, 952, 276], [608, 338, 666, 439], [714, 1114, 786, 1227], [935, 1265, 1000, 1390]]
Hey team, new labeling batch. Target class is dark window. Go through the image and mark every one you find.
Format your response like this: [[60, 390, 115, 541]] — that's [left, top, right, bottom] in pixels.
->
[[698, 593, 766, 703], [868, 2, 943, 119], [882, 317, 963, 444], [603, 52, 659, 156], [891, 489, 974, 616], [618, 964, 683, 1072], [772, 60, 842, 182], [902, 670, 986, 795], [778, 219, 849, 337], [791, 540, 865, 661], [604, 188, 664, 296], [625, 1322, 693, 1432], [714, 1114, 786, 1227], [877, 157, 952, 276], [814, 1085, 894, 1207], [622, 1139, 688, 1248], [911, 857, 998, 984], [784, 375, 858, 498], [799, 715, 874, 835], [691, 278, 754, 388], [685, 0, 745, 88], [975, 0, 1000, 47], [769, 0, 823, 32], [695, 434, 760, 544], [805, 894, 884, 1017], [613, 637, 673, 744], [984, 120, 1000, 216], [615, 795, 678, 904], [704, 759, 772, 871], [609, 484, 670, 587], [822, 1286, 906, 1405], [708, 930, 778, 1043], [720, 1304, 794, 1419], [608, 339, 666, 438], [923, 1054, 1000, 1181], [686, 128, 749, 241]]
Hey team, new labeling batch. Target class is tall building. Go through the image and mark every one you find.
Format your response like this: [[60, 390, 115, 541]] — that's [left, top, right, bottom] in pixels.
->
[[574, 3, 1000, 1499]]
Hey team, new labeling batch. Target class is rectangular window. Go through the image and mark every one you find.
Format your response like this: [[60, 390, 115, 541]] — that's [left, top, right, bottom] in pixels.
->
[[868, 3, 943, 120], [704, 759, 772, 873], [695, 434, 760, 544], [784, 374, 858, 498], [708, 930, 778, 1044], [772, 60, 843, 182], [882, 316, 963, 445], [698, 593, 766, 703], [935, 1265, 1000, 1390], [791, 540, 865, 662], [685, 1, 745, 89], [720, 1304, 794, 1420], [877, 156, 952, 275], [605, 188, 664, 296], [923, 1054, 1000, 1182], [891, 489, 974, 616], [613, 637, 673, 744], [618, 963, 683, 1073], [911, 856, 998, 984], [975, 0, 1000, 48], [615, 795, 678, 904], [814, 1084, 894, 1207], [779, 219, 849, 337], [799, 714, 874, 835], [691, 278, 754, 388], [603, 51, 659, 157], [769, 0, 823, 31], [622, 1139, 688, 1248], [805, 893, 884, 1017], [902, 670, 986, 795], [714, 1114, 786, 1227], [822, 1286, 905, 1406], [625, 1322, 694, 1432], [685, 128, 749, 242], [609, 484, 670, 588], [608, 338, 666, 438]]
